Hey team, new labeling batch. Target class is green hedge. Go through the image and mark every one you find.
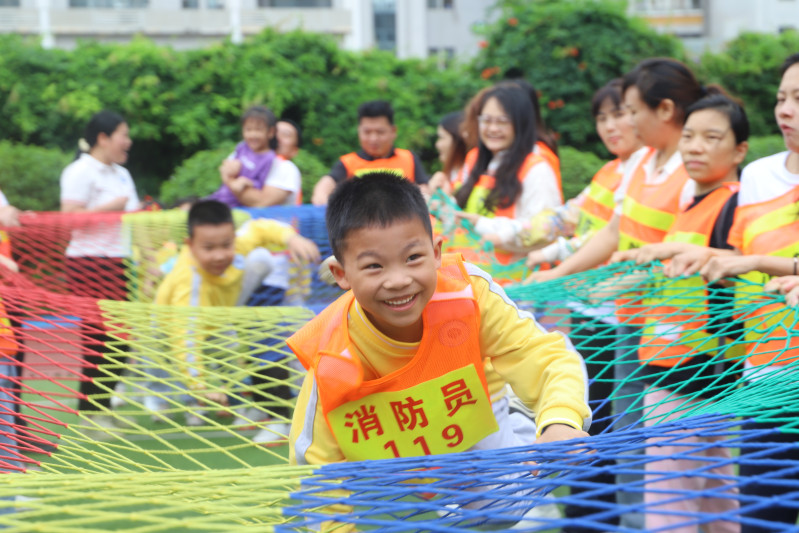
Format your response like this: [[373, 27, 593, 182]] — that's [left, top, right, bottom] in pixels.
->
[[0, 31, 483, 197], [0, 141, 70, 211], [559, 146, 605, 201]]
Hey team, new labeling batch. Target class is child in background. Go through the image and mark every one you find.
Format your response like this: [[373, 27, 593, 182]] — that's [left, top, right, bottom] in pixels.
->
[[211, 106, 302, 208], [289, 172, 589, 472], [616, 91, 749, 533], [153, 200, 319, 442]]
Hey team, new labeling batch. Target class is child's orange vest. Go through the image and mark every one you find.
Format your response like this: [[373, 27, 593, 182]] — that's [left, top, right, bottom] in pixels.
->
[[287, 254, 497, 461]]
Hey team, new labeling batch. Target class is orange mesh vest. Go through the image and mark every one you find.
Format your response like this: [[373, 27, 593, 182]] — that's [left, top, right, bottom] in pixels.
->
[[536, 141, 563, 203], [731, 184, 799, 367], [287, 254, 496, 460], [339, 149, 416, 182], [616, 154, 690, 325], [638, 183, 739, 367], [463, 152, 546, 264], [575, 158, 624, 238]]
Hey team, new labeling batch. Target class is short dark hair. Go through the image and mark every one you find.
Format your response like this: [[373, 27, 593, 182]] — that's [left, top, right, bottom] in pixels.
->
[[326, 172, 432, 261], [591, 79, 624, 117], [622, 57, 703, 126], [187, 199, 234, 238], [358, 100, 394, 124], [685, 89, 750, 144], [780, 53, 799, 77]]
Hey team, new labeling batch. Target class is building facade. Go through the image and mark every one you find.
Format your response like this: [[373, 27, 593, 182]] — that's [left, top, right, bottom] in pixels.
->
[[629, 0, 799, 55], [0, 0, 496, 61]]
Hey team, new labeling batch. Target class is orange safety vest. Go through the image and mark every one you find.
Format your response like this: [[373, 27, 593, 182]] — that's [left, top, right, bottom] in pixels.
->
[[575, 158, 624, 238], [339, 149, 416, 182], [287, 254, 497, 461], [463, 152, 546, 265], [615, 153, 690, 326], [637, 183, 739, 367], [536, 141, 563, 203], [731, 184, 799, 367], [455, 147, 479, 190]]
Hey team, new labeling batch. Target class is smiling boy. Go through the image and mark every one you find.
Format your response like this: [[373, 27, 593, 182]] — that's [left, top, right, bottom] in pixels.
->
[[288, 173, 590, 466]]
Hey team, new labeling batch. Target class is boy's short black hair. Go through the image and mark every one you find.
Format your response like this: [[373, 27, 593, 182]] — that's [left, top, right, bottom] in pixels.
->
[[326, 172, 432, 261], [357, 100, 394, 124], [187, 199, 234, 238]]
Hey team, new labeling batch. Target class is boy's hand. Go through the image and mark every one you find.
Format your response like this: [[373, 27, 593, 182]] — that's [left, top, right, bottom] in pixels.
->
[[229, 177, 251, 195], [287, 234, 321, 265], [535, 423, 589, 445]]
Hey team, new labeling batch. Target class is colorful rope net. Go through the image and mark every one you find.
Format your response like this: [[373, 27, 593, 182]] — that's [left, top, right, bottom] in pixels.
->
[[0, 208, 796, 531]]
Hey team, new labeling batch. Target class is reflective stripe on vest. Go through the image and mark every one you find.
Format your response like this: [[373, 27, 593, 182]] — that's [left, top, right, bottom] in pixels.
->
[[575, 159, 623, 238], [638, 183, 739, 367], [286, 254, 497, 461], [616, 153, 690, 325], [733, 184, 799, 367], [340, 149, 416, 182], [462, 152, 545, 265]]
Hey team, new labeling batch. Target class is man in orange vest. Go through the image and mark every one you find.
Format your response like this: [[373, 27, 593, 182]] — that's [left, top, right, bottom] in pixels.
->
[[311, 100, 429, 205]]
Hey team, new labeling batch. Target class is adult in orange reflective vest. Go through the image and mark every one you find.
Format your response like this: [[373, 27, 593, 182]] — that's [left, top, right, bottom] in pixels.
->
[[289, 172, 590, 467], [696, 52, 799, 533], [621, 90, 749, 387], [534, 58, 706, 532], [311, 100, 429, 205], [526, 79, 648, 271], [453, 85, 562, 266]]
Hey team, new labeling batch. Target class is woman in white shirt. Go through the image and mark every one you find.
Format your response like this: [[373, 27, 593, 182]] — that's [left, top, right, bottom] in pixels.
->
[[59, 110, 139, 429]]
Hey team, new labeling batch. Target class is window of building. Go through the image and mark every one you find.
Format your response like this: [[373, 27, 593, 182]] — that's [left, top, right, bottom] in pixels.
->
[[257, 0, 332, 6], [0, 0, 21, 7], [427, 0, 453, 7], [69, 0, 149, 7], [373, 0, 396, 51]]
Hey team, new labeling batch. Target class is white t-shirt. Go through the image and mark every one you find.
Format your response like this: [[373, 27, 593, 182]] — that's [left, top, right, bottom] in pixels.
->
[[60, 153, 139, 257], [737, 151, 799, 207], [226, 152, 301, 206]]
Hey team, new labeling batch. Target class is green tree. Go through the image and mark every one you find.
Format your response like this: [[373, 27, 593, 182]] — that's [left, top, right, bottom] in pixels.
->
[[698, 30, 799, 138], [473, 0, 683, 156]]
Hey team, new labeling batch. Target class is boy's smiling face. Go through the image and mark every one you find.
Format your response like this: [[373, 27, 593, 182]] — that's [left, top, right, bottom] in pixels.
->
[[329, 217, 442, 343]]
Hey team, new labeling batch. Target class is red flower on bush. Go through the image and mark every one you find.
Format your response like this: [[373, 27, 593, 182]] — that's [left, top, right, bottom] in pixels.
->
[[481, 66, 501, 79], [547, 100, 557, 110], [567, 47, 580, 57], [578, 61, 587, 71], [312, 137, 324, 146], [478, 40, 488, 49], [508, 17, 519, 27]]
